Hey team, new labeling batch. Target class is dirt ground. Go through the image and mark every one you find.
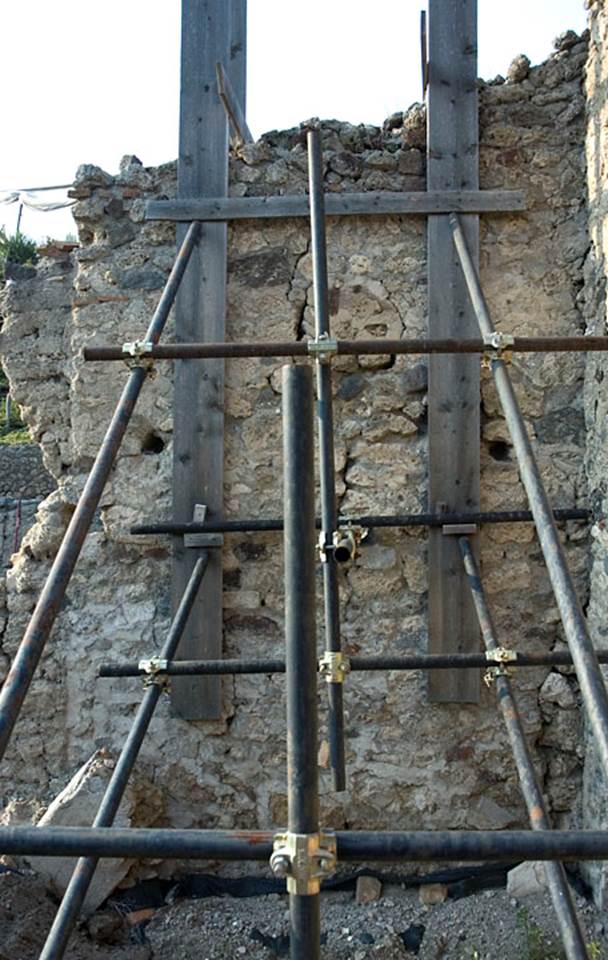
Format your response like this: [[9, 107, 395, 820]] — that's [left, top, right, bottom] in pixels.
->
[[1, 865, 606, 959]]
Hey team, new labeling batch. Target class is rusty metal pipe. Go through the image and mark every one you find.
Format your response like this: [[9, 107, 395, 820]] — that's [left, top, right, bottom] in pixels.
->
[[83, 335, 608, 362], [3, 826, 608, 862]]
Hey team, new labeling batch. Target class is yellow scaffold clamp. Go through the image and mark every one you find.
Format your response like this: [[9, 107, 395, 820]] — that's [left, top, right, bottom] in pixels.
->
[[483, 647, 517, 686]]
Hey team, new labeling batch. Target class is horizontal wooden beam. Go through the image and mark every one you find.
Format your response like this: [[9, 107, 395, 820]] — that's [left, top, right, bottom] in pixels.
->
[[146, 189, 525, 222]]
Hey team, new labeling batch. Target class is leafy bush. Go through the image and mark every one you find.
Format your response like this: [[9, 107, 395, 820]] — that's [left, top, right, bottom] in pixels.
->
[[0, 424, 30, 444], [0, 227, 38, 281]]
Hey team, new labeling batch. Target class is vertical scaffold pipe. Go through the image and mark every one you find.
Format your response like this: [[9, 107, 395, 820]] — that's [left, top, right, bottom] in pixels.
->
[[39, 553, 210, 960], [307, 126, 346, 791], [0, 222, 202, 764], [450, 212, 608, 780], [282, 364, 321, 960], [458, 538, 589, 960]]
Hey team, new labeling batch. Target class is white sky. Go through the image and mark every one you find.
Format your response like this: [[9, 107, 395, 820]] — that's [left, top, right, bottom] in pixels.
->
[[0, 0, 588, 241]]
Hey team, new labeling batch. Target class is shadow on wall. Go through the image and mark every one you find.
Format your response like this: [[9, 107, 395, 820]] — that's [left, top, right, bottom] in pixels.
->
[[0, 498, 43, 568], [0, 445, 55, 566]]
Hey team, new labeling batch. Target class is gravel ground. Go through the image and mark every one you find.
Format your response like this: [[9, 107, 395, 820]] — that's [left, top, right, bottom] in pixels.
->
[[144, 882, 607, 959], [2, 867, 607, 958]]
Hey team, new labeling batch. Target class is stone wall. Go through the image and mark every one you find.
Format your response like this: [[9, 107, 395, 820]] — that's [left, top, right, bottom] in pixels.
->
[[0, 444, 54, 589], [582, 0, 608, 908], [0, 446, 54, 500], [0, 499, 41, 570], [0, 33, 594, 874]]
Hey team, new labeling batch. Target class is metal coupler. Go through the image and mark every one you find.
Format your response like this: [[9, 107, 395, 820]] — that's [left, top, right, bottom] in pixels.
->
[[270, 831, 337, 894]]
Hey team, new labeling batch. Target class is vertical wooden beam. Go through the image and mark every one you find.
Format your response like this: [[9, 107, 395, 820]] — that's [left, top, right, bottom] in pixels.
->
[[427, 0, 480, 702], [171, 0, 236, 719], [229, 0, 247, 111]]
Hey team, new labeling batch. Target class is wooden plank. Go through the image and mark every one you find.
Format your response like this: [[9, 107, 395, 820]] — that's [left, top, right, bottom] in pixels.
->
[[146, 189, 525, 222], [427, 0, 481, 703], [219, 2, 249, 143], [229, 0, 247, 109], [216, 62, 253, 145], [420, 10, 428, 97], [171, 0, 232, 720]]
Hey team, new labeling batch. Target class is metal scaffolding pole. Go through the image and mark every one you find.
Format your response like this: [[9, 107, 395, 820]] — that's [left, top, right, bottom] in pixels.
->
[[458, 537, 588, 960], [282, 364, 321, 960], [129, 506, 588, 535], [40, 554, 210, 960], [3, 825, 608, 862], [83, 334, 608, 362], [450, 212, 608, 780], [308, 128, 346, 792], [98, 648, 608, 678], [0, 222, 201, 764]]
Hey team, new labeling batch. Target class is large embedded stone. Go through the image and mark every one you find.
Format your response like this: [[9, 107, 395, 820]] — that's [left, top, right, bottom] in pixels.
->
[[507, 861, 548, 898], [27, 749, 136, 915]]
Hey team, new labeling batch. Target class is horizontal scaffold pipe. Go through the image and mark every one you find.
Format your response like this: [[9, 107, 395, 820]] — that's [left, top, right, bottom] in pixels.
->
[[130, 507, 588, 536], [2, 827, 608, 862], [98, 649, 608, 678], [83, 336, 608, 362]]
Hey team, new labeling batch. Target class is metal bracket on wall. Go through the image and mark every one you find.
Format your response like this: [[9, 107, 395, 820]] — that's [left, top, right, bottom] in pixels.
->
[[183, 504, 224, 549], [442, 523, 478, 536]]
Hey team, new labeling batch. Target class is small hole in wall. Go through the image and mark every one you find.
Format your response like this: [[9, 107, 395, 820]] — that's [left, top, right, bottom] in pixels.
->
[[489, 440, 510, 462], [141, 433, 165, 455]]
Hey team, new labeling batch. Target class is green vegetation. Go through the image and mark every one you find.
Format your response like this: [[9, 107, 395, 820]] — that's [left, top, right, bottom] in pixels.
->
[[0, 369, 30, 444], [0, 227, 38, 281], [516, 907, 565, 960], [464, 909, 603, 960], [0, 424, 30, 444]]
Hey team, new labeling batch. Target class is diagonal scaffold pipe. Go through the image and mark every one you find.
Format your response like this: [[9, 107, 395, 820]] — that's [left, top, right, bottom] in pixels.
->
[[458, 536, 589, 960], [0, 221, 202, 762], [450, 211, 608, 780], [38, 554, 209, 960]]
